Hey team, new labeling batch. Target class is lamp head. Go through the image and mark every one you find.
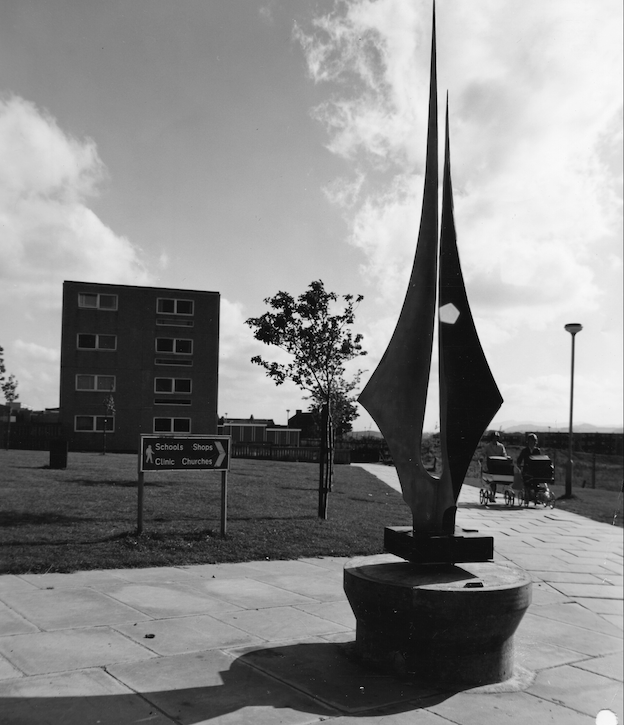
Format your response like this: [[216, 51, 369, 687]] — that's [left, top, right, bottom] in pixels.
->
[[565, 323, 583, 335]]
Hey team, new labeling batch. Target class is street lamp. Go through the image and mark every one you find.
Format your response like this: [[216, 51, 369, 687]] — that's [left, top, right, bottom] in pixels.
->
[[286, 409, 290, 427], [564, 323, 583, 498]]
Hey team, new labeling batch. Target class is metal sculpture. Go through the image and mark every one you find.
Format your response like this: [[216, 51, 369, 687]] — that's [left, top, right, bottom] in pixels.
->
[[358, 9, 502, 547]]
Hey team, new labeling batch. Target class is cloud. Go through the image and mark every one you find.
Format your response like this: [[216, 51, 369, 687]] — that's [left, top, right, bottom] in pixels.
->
[[217, 297, 307, 419], [0, 95, 152, 309], [297, 0, 623, 335], [0, 95, 155, 409], [13, 340, 60, 364], [296, 0, 622, 430]]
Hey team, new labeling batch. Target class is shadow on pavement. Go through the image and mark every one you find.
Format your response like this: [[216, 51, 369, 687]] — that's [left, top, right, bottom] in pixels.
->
[[1, 642, 461, 724]]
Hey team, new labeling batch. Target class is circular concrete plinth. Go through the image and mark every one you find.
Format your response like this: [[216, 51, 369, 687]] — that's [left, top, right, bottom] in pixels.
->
[[343, 554, 532, 687]]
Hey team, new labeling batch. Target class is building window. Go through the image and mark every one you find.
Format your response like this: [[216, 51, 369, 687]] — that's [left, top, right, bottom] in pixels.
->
[[77, 334, 117, 350], [154, 378, 192, 394], [156, 298, 194, 315], [155, 338, 193, 354], [153, 417, 191, 433], [75, 415, 115, 432], [78, 293, 118, 310], [76, 375, 116, 391], [154, 399, 192, 405]]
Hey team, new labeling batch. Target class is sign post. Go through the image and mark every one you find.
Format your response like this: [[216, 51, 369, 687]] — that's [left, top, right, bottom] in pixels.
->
[[137, 435, 231, 537]]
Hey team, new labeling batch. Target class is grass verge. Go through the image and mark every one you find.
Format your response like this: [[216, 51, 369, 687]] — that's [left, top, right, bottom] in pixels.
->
[[0, 450, 411, 574], [2, 448, 620, 575]]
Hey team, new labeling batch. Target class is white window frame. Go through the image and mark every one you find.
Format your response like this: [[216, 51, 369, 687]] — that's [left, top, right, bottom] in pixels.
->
[[155, 338, 193, 355], [153, 377, 192, 394], [78, 293, 118, 310], [156, 298, 194, 316], [74, 415, 115, 432], [77, 333, 117, 351], [153, 417, 191, 433], [75, 374, 116, 392]]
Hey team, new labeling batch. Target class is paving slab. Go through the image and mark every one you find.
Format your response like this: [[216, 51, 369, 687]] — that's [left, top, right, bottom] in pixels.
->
[[243, 558, 340, 577], [213, 605, 350, 641], [0, 656, 22, 681], [528, 580, 572, 605], [528, 601, 624, 638], [603, 615, 624, 630], [578, 598, 624, 616], [248, 573, 346, 602], [0, 602, 40, 636], [574, 651, 624, 681], [179, 561, 283, 580], [323, 707, 452, 724], [0, 576, 39, 594], [112, 613, 262, 655], [516, 611, 622, 657], [0, 586, 151, 630], [0, 626, 157, 675], [97, 580, 243, 618], [548, 583, 624, 600], [188, 576, 319, 609], [426, 689, 590, 724], [15, 569, 128, 590], [110, 565, 206, 584], [0, 668, 175, 724], [529, 570, 608, 584], [236, 638, 446, 714], [528, 664, 623, 718], [294, 599, 357, 629], [108, 648, 337, 724]]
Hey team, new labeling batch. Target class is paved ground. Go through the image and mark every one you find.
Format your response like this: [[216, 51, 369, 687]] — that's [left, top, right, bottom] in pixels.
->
[[0, 463, 621, 724]]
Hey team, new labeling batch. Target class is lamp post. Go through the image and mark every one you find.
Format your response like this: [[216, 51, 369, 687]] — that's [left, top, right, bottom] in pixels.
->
[[564, 323, 582, 498]]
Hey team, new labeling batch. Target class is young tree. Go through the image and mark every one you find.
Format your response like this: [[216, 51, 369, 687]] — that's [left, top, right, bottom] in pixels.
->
[[306, 375, 361, 439], [0, 346, 19, 449], [102, 392, 116, 455], [246, 280, 366, 518]]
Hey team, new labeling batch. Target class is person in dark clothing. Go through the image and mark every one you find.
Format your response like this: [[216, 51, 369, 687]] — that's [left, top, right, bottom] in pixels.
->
[[517, 433, 542, 496], [482, 431, 507, 501], [517, 433, 541, 469]]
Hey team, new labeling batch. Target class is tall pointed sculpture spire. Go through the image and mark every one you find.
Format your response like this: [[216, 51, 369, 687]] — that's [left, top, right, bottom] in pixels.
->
[[358, 9, 502, 539], [358, 7, 452, 534], [439, 98, 503, 504]]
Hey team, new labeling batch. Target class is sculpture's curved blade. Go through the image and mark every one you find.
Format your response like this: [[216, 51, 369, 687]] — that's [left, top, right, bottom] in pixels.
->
[[439, 99, 503, 503], [358, 8, 455, 533]]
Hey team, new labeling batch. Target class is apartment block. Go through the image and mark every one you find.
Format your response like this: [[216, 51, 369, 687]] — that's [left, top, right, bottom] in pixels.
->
[[59, 281, 219, 452]]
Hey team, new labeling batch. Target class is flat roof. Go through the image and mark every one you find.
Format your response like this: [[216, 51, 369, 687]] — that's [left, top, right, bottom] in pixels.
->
[[64, 280, 219, 296]]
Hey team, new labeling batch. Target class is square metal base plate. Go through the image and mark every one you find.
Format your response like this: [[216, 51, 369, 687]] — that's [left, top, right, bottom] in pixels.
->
[[384, 526, 494, 564]]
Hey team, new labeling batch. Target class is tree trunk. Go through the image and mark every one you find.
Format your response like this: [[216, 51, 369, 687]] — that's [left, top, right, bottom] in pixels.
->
[[317, 403, 333, 519]]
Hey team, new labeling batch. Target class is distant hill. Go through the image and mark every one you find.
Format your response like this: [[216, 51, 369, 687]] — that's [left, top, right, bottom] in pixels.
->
[[499, 422, 623, 434]]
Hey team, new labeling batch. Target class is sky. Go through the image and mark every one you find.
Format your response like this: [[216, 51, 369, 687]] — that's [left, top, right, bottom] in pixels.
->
[[0, 0, 622, 433]]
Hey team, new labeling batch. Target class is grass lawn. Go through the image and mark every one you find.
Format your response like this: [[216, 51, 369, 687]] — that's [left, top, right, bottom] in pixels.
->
[[0, 450, 411, 575], [2, 447, 621, 575]]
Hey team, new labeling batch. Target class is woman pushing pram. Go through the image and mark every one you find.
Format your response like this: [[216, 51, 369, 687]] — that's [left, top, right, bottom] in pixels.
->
[[516, 433, 556, 508], [479, 432, 516, 505]]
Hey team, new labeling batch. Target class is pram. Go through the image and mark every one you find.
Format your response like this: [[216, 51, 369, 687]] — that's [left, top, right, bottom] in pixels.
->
[[479, 456, 518, 506], [521, 455, 556, 508]]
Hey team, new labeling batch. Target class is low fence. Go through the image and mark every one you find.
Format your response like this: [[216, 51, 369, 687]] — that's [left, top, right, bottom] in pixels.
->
[[0, 423, 63, 450], [232, 443, 350, 464]]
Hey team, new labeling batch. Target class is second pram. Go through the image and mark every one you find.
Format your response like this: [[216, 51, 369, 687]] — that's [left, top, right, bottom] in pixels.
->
[[521, 455, 556, 508]]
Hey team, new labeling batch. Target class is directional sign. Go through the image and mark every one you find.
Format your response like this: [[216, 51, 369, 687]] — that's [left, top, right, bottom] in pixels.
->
[[140, 435, 230, 472]]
